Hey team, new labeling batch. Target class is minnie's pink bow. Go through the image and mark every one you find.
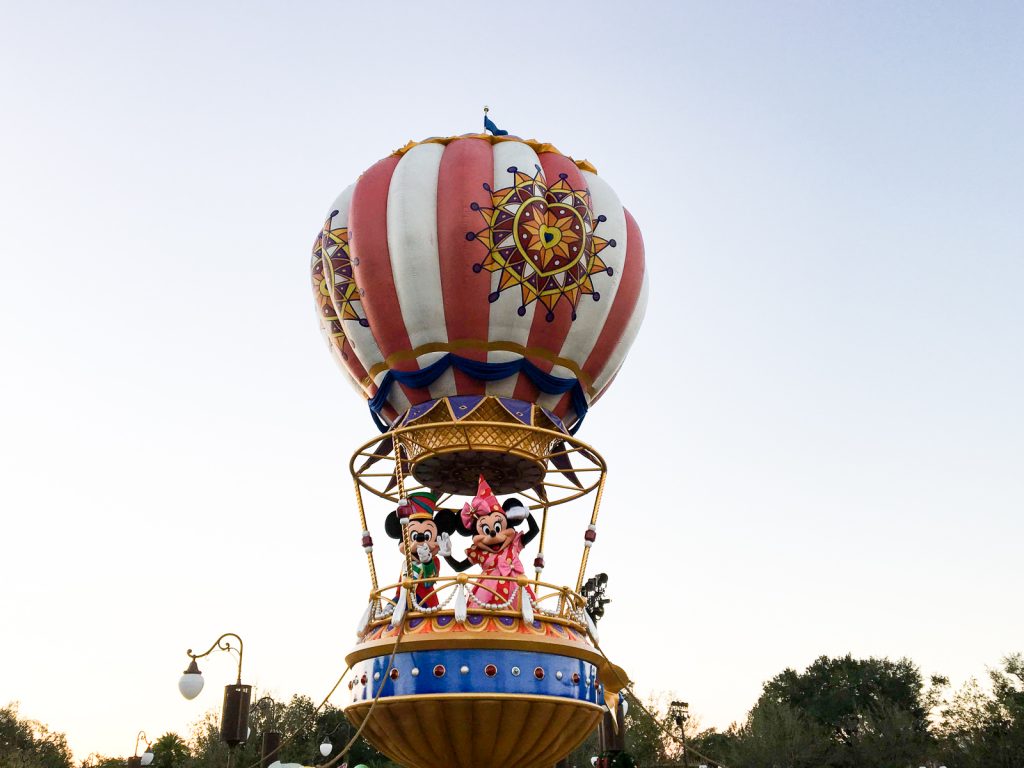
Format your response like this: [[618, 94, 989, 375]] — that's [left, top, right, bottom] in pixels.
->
[[479, 549, 524, 577], [461, 497, 490, 528]]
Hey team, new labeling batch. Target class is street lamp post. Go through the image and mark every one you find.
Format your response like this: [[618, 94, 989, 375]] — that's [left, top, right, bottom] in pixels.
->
[[670, 700, 689, 767], [178, 632, 252, 751], [250, 695, 283, 768], [126, 731, 154, 768]]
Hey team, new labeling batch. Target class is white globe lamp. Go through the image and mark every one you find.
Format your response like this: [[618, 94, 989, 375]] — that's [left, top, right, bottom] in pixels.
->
[[178, 659, 204, 700]]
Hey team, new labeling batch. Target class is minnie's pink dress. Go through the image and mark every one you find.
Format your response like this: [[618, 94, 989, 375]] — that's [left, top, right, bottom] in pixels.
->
[[465, 531, 536, 609]]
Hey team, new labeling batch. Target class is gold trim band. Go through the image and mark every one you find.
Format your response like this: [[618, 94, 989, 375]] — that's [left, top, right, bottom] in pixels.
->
[[345, 692, 604, 710], [346, 635, 602, 668], [392, 134, 598, 175]]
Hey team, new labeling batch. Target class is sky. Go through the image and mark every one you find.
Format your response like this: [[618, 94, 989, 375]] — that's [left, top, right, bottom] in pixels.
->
[[1, 0, 1022, 761]]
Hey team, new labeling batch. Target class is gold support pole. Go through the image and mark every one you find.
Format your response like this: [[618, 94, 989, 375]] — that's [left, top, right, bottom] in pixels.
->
[[393, 439, 415, 583], [575, 470, 607, 593], [351, 476, 379, 592], [533, 505, 550, 586]]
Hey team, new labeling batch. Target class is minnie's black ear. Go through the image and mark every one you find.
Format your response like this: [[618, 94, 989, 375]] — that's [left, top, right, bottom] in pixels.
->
[[434, 509, 460, 535], [502, 497, 529, 525], [384, 511, 403, 540]]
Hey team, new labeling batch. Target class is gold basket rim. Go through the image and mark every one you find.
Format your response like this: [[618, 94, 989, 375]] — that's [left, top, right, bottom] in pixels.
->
[[349, 420, 606, 510]]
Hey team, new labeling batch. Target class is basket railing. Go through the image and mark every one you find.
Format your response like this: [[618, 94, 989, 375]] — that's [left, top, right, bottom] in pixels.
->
[[355, 573, 594, 636]]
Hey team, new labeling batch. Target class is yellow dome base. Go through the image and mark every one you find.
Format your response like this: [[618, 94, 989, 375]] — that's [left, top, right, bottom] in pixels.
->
[[346, 694, 601, 768]]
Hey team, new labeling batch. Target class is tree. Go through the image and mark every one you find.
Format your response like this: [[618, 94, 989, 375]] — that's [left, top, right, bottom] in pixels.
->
[[181, 693, 398, 768], [761, 653, 933, 766], [935, 654, 1024, 768], [710, 697, 832, 768], [696, 654, 938, 768], [0, 703, 74, 768], [151, 733, 190, 768]]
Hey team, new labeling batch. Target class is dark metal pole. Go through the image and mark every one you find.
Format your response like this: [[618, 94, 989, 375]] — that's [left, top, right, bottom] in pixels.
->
[[260, 731, 282, 768], [597, 697, 626, 766], [671, 700, 689, 768]]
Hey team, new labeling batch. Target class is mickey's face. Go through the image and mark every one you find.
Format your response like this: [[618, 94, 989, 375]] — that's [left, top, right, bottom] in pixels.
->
[[399, 519, 440, 557], [472, 512, 516, 554]]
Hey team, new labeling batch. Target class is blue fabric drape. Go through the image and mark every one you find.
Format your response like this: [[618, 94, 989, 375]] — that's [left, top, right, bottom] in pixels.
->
[[368, 353, 588, 434]]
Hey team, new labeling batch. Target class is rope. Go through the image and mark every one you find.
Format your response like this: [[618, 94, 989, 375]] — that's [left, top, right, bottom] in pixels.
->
[[315, 618, 408, 768], [233, 619, 407, 768], [232, 662, 350, 768], [589, 636, 731, 768]]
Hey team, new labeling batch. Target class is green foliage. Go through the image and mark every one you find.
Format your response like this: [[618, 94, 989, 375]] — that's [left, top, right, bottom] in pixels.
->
[[181, 694, 396, 768], [151, 732, 190, 768], [9, 653, 1024, 768], [710, 698, 832, 768], [0, 703, 74, 768], [762, 654, 930, 746], [933, 653, 1024, 768], [80, 757, 126, 768], [691, 654, 936, 768], [623, 695, 675, 765]]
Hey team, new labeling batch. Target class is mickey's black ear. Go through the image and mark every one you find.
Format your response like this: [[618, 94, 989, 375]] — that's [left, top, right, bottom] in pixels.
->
[[434, 509, 460, 535], [384, 511, 403, 540], [454, 512, 476, 536]]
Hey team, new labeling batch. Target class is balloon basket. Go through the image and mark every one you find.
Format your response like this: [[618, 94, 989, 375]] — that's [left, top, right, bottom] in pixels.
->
[[344, 577, 606, 768]]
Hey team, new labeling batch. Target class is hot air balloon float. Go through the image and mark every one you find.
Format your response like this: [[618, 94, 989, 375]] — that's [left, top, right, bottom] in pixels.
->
[[309, 114, 647, 768]]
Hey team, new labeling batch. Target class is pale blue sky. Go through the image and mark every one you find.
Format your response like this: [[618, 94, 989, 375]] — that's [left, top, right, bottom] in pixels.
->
[[1, 0, 1022, 760]]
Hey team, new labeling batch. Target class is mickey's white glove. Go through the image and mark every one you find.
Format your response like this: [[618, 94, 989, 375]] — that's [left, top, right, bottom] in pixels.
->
[[416, 543, 432, 563], [438, 532, 453, 557]]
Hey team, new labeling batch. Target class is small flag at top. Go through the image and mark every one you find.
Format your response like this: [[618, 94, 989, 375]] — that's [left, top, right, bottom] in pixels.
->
[[483, 106, 508, 136]]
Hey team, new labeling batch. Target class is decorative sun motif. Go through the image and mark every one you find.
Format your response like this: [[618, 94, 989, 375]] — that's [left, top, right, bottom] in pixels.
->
[[467, 166, 615, 321], [311, 211, 368, 335]]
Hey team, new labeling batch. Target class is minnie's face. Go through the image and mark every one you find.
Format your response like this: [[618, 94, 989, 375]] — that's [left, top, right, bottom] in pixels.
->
[[472, 512, 516, 553], [399, 519, 440, 556]]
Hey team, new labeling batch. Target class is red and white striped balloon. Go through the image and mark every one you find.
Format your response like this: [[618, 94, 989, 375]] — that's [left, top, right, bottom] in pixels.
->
[[310, 135, 647, 429]]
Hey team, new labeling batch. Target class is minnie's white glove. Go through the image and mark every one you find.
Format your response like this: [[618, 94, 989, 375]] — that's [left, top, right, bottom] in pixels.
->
[[504, 501, 529, 524], [438, 532, 453, 557]]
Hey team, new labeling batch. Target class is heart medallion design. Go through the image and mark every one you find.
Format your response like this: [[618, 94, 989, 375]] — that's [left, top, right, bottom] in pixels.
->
[[468, 165, 616, 321]]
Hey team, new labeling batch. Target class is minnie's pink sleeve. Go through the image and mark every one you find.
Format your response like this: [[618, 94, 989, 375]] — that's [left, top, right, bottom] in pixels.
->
[[511, 532, 525, 557]]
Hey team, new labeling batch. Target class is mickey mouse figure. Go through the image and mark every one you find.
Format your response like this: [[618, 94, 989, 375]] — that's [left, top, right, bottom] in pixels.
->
[[384, 491, 462, 609], [445, 475, 539, 608]]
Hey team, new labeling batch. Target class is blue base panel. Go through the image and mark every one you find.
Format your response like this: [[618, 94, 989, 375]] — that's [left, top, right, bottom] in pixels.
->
[[347, 648, 602, 706]]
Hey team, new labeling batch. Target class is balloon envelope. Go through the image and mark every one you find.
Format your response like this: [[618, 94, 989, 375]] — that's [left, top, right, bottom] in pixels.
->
[[311, 135, 647, 431]]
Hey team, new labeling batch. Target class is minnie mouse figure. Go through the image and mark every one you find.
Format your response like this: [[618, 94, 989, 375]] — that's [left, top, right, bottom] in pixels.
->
[[384, 491, 462, 609], [446, 474, 539, 608]]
